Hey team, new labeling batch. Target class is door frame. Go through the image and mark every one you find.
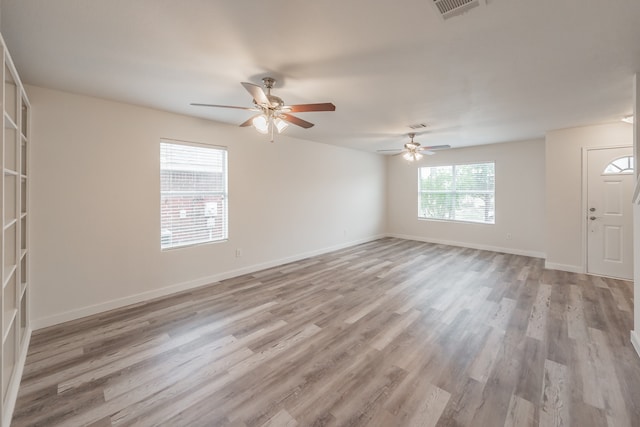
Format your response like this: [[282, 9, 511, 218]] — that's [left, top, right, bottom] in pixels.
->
[[581, 145, 634, 277]]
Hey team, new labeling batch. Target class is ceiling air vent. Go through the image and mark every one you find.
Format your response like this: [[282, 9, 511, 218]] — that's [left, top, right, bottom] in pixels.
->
[[432, 0, 481, 20], [408, 123, 428, 130]]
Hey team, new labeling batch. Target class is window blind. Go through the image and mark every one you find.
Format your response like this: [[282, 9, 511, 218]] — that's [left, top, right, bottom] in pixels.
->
[[418, 162, 495, 224], [160, 141, 228, 249]]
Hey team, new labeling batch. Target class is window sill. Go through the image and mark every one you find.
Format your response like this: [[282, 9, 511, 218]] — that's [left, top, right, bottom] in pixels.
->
[[417, 217, 495, 226]]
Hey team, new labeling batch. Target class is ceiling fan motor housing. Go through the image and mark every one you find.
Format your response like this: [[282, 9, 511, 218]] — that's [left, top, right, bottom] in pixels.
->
[[267, 95, 284, 109], [262, 77, 276, 89]]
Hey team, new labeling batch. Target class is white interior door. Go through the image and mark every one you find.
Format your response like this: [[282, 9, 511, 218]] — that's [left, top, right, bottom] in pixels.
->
[[587, 147, 634, 280]]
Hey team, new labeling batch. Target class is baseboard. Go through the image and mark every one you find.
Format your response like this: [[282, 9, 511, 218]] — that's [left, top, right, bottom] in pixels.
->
[[3, 327, 31, 427], [632, 331, 640, 359], [386, 233, 546, 259], [32, 235, 386, 329], [543, 261, 584, 274]]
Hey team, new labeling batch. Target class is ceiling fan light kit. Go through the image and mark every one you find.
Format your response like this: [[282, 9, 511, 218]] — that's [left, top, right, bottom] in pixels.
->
[[252, 115, 269, 134], [403, 151, 424, 162], [192, 77, 335, 142], [274, 117, 289, 133]]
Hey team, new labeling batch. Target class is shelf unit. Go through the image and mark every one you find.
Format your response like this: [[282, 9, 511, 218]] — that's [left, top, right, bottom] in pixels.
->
[[1, 34, 30, 427]]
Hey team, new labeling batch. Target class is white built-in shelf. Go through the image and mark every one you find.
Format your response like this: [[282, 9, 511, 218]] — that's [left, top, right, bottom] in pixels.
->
[[1, 34, 30, 426], [2, 220, 16, 232], [2, 313, 16, 343], [2, 267, 16, 290], [3, 113, 17, 131]]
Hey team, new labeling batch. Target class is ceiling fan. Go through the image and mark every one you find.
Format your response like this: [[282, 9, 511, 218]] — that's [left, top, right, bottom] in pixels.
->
[[191, 77, 336, 142], [377, 133, 451, 161]]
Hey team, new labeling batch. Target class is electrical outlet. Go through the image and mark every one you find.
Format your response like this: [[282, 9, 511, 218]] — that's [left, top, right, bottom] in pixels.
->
[[235, 248, 243, 258], [506, 233, 512, 241]]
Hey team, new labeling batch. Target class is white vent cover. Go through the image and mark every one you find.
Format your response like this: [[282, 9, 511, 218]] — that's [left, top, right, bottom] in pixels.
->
[[432, 0, 481, 20], [408, 123, 428, 130]]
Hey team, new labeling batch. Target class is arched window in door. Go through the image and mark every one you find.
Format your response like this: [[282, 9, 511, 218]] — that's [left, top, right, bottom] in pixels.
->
[[603, 156, 634, 175]]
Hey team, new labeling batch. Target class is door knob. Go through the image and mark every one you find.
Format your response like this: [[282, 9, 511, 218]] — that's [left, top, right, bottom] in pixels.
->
[[589, 207, 596, 212], [590, 216, 597, 220]]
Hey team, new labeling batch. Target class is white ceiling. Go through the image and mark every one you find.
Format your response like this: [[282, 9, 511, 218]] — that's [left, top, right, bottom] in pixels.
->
[[2, 0, 639, 152]]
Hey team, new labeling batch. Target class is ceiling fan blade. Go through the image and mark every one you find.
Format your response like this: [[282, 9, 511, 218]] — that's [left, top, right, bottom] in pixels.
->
[[286, 103, 336, 113], [423, 150, 436, 156], [420, 144, 451, 150], [241, 82, 271, 107], [239, 114, 261, 127], [377, 149, 402, 153], [190, 103, 255, 110], [280, 113, 314, 129]]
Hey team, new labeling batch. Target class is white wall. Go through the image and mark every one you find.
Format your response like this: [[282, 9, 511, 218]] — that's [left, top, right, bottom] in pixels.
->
[[27, 85, 386, 328], [386, 139, 546, 257], [545, 123, 633, 273]]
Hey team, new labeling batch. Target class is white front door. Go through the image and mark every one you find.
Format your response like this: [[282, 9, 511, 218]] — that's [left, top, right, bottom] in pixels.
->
[[586, 147, 634, 280]]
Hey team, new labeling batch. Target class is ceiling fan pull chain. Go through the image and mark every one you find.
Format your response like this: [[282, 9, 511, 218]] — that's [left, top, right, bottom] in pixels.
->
[[270, 118, 275, 143]]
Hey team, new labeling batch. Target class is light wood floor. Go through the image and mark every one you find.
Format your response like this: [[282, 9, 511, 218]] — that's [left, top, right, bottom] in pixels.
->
[[12, 238, 640, 426]]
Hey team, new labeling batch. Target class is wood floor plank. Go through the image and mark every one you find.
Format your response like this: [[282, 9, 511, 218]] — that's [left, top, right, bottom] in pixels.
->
[[514, 336, 546, 406], [110, 348, 255, 426], [567, 285, 589, 342], [503, 394, 534, 427], [259, 408, 297, 427], [574, 338, 605, 410], [609, 285, 632, 313], [434, 377, 486, 427], [539, 359, 570, 427], [487, 297, 518, 332], [526, 283, 552, 341], [371, 309, 421, 351], [19, 333, 173, 397], [467, 327, 503, 383], [11, 238, 640, 427], [396, 382, 450, 427], [588, 327, 632, 427], [328, 363, 407, 426], [344, 295, 391, 324]]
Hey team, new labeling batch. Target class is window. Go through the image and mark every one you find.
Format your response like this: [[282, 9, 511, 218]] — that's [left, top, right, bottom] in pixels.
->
[[603, 156, 634, 175], [160, 140, 228, 249], [418, 162, 495, 224]]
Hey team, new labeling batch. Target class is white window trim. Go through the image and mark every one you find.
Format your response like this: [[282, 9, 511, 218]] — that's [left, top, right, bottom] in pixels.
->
[[417, 161, 495, 225], [160, 139, 228, 250]]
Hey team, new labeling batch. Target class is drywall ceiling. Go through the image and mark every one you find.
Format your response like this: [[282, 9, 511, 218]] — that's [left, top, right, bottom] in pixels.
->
[[2, 0, 640, 152]]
